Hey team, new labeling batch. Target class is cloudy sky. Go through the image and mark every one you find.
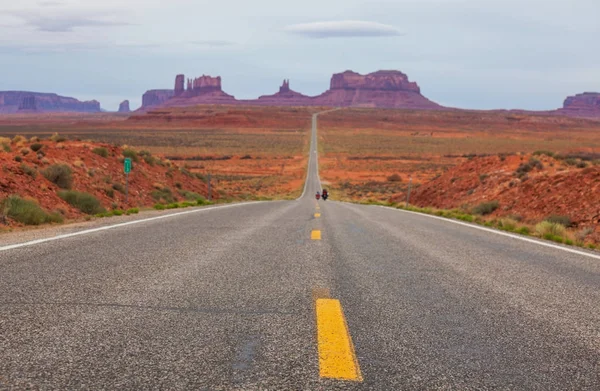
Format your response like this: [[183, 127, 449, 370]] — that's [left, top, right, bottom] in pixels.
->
[[0, 0, 598, 111]]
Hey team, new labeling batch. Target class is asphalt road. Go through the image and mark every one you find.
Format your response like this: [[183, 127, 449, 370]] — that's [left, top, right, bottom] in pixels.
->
[[1, 112, 600, 390]]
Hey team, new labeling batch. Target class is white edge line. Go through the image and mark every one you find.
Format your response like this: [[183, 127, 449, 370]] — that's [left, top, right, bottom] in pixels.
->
[[365, 204, 600, 261], [0, 202, 266, 252]]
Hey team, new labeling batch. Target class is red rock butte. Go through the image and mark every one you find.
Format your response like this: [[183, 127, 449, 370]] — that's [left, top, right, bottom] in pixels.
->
[[558, 92, 600, 118], [138, 70, 442, 110]]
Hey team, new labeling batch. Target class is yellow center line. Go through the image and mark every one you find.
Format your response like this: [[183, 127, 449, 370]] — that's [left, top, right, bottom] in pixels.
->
[[315, 299, 363, 381], [315, 213, 321, 218], [311, 230, 321, 240]]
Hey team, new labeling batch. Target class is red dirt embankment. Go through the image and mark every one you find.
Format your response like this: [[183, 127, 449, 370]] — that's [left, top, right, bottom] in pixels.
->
[[401, 153, 600, 231], [0, 137, 211, 224]]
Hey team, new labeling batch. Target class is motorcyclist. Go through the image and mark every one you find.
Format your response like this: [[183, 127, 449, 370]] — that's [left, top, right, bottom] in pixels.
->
[[315, 191, 321, 200], [322, 189, 328, 200]]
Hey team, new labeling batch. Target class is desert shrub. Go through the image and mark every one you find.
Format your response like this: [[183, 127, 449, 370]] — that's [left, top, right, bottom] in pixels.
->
[[92, 147, 108, 158], [12, 135, 26, 144], [564, 158, 578, 166], [151, 187, 174, 203], [20, 164, 37, 178], [154, 203, 166, 210], [479, 174, 489, 182], [20, 148, 30, 156], [179, 190, 203, 201], [2, 143, 10, 152], [544, 214, 572, 227], [175, 182, 182, 189], [122, 148, 139, 162], [50, 133, 67, 142], [14, 156, 22, 162], [126, 208, 139, 215], [516, 226, 531, 235], [1, 195, 62, 225], [565, 239, 574, 246], [386, 173, 402, 182], [111, 209, 124, 216], [197, 198, 210, 206], [576, 161, 588, 168], [143, 155, 155, 165], [166, 203, 180, 209], [535, 221, 566, 237], [105, 188, 115, 198], [42, 164, 73, 189], [58, 190, 105, 215], [498, 218, 518, 231], [472, 201, 499, 215], [240, 154, 252, 160], [533, 150, 555, 158], [515, 158, 543, 178], [30, 143, 43, 152], [112, 183, 126, 193]]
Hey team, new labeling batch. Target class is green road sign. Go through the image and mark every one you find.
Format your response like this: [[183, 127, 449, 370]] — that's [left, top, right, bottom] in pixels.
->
[[124, 158, 132, 174]]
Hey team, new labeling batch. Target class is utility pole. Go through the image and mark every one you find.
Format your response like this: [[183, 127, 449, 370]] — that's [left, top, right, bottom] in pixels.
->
[[207, 173, 212, 202], [406, 176, 412, 208]]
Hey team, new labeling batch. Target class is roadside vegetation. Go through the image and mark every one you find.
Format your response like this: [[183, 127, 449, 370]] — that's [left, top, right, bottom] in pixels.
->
[[357, 200, 598, 250]]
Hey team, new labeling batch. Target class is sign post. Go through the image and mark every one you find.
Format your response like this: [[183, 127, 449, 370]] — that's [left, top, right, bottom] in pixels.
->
[[124, 158, 132, 203], [406, 176, 412, 208]]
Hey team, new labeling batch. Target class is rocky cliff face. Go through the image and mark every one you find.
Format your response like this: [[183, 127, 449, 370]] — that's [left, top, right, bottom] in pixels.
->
[[18, 96, 37, 111], [185, 75, 224, 95], [558, 92, 600, 118], [141, 90, 174, 109], [313, 70, 440, 109], [329, 70, 421, 93], [118, 100, 131, 113], [174, 74, 185, 97], [0, 91, 101, 113]]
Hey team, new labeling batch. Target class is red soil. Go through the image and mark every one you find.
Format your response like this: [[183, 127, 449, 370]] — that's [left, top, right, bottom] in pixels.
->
[[0, 138, 211, 225], [403, 154, 600, 235]]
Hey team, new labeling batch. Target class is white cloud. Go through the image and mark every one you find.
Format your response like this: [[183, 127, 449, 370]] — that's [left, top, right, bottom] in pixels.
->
[[284, 20, 402, 39], [8, 11, 131, 32]]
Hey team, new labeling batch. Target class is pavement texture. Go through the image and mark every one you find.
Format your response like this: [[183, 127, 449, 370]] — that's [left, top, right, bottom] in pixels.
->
[[1, 112, 599, 390]]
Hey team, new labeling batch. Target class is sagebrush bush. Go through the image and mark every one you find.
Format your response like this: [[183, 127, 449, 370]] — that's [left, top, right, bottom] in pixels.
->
[[1, 195, 62, 225], [126, 208, 139, 215], [544, 214, 572, 227], [20, 164, 37, 178], [179, 190, 203, 201], [58, 190, 105, 215], [92, 147, 108, 158], [535, 221, 566, 237], [112, 183, 126, 193], [50, 133, 67, 143], [42, 164, 73, 189], [30, 143, 43, 152], [122, 148, 139, 162], [386, 173, 402, 182], [472, 201, 499, 215], [151, 187, 174, 203]]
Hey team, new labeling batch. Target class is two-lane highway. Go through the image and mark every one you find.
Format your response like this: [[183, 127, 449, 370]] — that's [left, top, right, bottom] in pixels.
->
[[1, 112, 600, 389]]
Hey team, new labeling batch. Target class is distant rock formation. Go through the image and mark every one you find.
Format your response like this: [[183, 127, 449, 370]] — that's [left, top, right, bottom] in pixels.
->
[[0, 91, 101, 113], [313, 70, 440, 109], [558, 92, 600, 118], [118, 100, 131, 113], [256, 79, 311, 106], [18, 96, 37, 112], [174, 74, 185, 97], [141, 89, 174, 109], [138, 70, 442, 110]]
